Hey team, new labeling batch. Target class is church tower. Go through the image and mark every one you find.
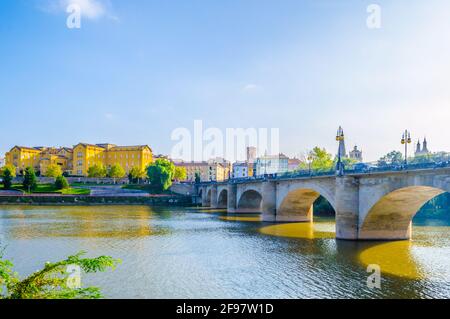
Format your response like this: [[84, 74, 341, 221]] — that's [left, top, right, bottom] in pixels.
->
[[415, 140, 421, 156], [349, 145, 363, 162], [422, 138, 429, 153], [414, 137, 430, 156]]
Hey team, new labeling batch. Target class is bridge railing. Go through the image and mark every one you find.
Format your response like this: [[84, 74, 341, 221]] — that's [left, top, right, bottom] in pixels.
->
[[343, 159, 450, 175], [231, 158, 450, 182], [196, 156, 450, 185]]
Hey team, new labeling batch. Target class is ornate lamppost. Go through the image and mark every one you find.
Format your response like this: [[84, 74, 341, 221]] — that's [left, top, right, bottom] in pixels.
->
[[307, 153, 313, 176], [336, 126, 345, 176], [401, 130, 412, 166]]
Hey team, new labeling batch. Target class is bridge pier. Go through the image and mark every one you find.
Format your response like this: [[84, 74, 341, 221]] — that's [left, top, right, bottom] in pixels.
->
[[261, 181, 277, 222], [227, 183, 237, 213], [335, 177, 359, 240], [201, 186, 209, 207], [210, 185, 218, 209]]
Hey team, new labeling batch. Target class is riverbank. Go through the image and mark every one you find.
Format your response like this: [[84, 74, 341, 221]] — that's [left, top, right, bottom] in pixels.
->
[[0, 194, 193, 206]]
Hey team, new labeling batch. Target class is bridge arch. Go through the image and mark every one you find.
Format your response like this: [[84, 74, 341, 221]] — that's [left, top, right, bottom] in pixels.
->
[[217, 189, 228, 208], [237, 190, 263, 213], [204, 189, 212, 206], [277, 187, 336, 222], [275, 180, 336, 222], [359, 186, 446, 240]]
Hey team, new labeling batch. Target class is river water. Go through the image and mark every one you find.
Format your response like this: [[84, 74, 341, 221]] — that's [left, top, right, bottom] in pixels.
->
[[0, 205, 449, 299]]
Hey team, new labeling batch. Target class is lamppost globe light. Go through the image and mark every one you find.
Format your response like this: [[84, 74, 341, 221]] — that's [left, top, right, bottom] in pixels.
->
[[401, 129, 412, 165]]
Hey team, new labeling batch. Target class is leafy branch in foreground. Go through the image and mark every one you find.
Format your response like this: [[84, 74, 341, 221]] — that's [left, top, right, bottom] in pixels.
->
[[0, 251, 121, 299]]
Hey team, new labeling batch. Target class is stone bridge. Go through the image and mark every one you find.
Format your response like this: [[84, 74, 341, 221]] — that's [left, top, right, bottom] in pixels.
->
[[197, 167, 450, 241]]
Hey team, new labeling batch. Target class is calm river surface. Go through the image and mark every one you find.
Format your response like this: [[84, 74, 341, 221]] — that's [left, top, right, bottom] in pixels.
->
[[1, 205, 450, 299]]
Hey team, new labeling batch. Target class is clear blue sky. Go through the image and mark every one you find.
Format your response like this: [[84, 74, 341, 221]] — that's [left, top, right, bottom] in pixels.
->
[[1, 0, 450, 161]]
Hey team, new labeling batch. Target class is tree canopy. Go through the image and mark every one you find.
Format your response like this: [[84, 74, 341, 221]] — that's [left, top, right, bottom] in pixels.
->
[[23, 167, 37, 191], [0, 250, 120, 299], [128, 167, 147, 183], [108, 164, 126, 179], [334, 156, 358, 170], [1, 165, 16, 190], [298, 147, 334, 172], [194, 172, 201, 183], [378, 151, 403, 167], [173, 166, 187, 181], [45, 164, 63, 178], [87, 164, 107, 178], [147, 159, 175, 192]]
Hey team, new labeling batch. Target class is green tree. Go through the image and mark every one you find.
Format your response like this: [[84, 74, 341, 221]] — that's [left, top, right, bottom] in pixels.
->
[[334, 157, 358, 170], [298, 147, 334, 172], [45, 164, 63, 178], [173, 166, 187, 181], [408, 153, 441, 164], [1, 165, 16, 190], [0, 250, 120, 299], [55, 175, 69, 190], [87, 164, 107, 178], [22, 167, 37, 192], [378, 151, 403, 167], [147, 158, 175, 192], [128, 167, 146, 184], [194, 172, 201, 183], [108, 164, 126, 181]]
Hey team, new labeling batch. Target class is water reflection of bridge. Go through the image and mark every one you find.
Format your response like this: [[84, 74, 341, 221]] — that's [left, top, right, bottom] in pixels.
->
[[198, 167, 450, 241]]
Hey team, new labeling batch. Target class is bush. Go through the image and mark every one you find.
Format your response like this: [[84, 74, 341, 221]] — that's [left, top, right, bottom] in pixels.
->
[[55, 175, 69, 190]]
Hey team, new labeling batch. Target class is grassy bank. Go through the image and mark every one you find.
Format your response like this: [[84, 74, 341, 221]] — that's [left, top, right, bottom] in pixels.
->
[[121, 184, 175, 195], [0, 194, 192, 206], [0, 184, 90, 195]]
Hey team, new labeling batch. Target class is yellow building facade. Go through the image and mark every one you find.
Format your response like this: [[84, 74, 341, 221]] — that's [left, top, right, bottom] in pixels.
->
[[39, 147, 73, 176], [5, 146, 42, 174], [72, 143, 153, 176], [5, 143, 153, 177], [175, 160, 231, 182]]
